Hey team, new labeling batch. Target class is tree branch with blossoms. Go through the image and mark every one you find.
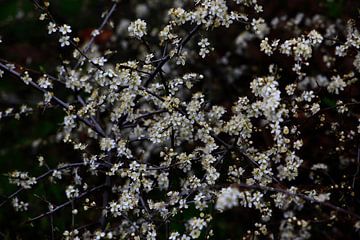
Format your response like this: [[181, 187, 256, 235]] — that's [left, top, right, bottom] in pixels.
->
[[1, 0, 360, 239]]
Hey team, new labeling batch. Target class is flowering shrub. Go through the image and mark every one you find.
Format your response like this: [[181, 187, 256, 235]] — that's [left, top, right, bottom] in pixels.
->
[[0, 0, 360, 239]]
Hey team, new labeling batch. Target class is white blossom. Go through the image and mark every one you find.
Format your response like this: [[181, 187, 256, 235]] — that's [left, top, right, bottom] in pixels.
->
[[215, 187, 241, 211], [128, 19, 147, 39], [59, 35, 70, 47], [59, 24, 72, 35]]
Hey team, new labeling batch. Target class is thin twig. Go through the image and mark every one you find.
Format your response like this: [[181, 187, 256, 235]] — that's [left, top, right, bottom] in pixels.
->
[[27, 184, 105, 223], [74, 2, 118, 69]]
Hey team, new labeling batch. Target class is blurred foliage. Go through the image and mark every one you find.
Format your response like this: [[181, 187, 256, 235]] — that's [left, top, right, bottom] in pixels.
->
[[325, 0, 344, 18]]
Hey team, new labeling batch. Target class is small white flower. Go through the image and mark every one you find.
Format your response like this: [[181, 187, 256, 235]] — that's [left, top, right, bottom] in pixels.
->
[[38, 156, 44, 166], [8, 171, 37, 189], [39, 13, 47, 21], [48, 22, 57, 34], [327, 75, 346, 94], [92, 56, 107, 66], [308, 30, 323, 45], [59, 36, 70, 47], [91, 29, 100, 37], [310, 103, 320, 114], [314, 193, 330, 202], [65, 185, 79, 199], [21, 71, 32, 85], [215, 187, 241, 211], [198, 38, 212, 58], [169, 232, 180, 240], [260, 38, 273, 56], [302, 91, 315, 102], [52, 170, 62, 180], [100, 138, 116, 151], [128, 19, 147, 39], [198, 38, 210, 48], [12, 197, 29, 212], [43, 92, 53, 104], [59, 24, 72, 35], [37, 75, 52, 89]]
